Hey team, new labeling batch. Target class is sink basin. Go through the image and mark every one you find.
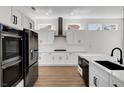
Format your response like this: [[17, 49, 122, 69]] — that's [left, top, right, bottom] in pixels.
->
[[95, 61, 124, 70]]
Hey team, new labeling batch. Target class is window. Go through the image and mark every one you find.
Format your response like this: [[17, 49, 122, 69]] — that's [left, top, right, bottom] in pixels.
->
[[103, 24, 118, 31], [87, 24, 102, 31], [67, 23, 81, 30]]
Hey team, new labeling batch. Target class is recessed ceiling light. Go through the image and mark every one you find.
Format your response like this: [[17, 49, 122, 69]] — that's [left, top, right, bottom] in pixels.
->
[[70, 12, 74, 15], [31, 7, 36, 11], [46, 12, 49, 15]]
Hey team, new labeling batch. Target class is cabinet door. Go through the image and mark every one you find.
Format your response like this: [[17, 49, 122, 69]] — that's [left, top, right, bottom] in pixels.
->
[[98, 76, 109, 87], [11, 7, 22, 30], [74, 31, 83, 45], [39, 31, 47, 45], [38, 31, 54, 45], [47, 53, 54, 65], [0, 6, 11, 26], [22, 15, 29, 29], [47, 31, 54, 44], [28, 18, 35, 30], [66, 53, 77, 65], [38, 53, 47, 66], [89, 69, 109, 87], [39, 53, 54, 66], [66, 31, 74, 45], [72, 53, 78, 65], [110, 76, 124, 87], [54, 53, 66, 65]]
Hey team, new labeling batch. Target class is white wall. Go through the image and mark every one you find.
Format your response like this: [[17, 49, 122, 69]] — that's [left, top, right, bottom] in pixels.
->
[[36, 18, 123, 56]]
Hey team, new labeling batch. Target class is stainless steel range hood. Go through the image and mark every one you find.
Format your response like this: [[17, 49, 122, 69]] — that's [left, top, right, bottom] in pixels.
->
[[55, 17, 66, 37]]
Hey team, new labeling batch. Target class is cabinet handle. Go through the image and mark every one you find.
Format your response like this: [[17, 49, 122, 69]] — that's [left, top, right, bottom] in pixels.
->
[[15, 16, 17, 25], [30, 23, 32, 29], [93, 76, 97, 87], [66, 56, 68, 60], [12, 15, 16, 24], [78, 40, 81, 43], [52, 56, 54, 60], [31, 49, 33, 60], [59, 56, 62, 60], [113, 84, 118, 87], [12, 15, 17, 25], [38, 56, 41, 60]]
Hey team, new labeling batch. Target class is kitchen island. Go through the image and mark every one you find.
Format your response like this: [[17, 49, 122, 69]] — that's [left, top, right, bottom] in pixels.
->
[[78, 53, 124, 87]]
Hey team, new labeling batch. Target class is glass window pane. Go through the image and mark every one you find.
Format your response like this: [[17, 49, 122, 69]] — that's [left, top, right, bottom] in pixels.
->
[[88, 24, 102, 31]]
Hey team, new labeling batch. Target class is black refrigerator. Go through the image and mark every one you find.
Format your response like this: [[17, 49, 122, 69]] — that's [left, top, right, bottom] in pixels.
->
[[23, 29, 38, 87]]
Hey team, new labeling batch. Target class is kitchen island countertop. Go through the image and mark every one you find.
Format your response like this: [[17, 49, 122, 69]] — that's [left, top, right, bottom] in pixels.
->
[[78, 53, 124, 83]]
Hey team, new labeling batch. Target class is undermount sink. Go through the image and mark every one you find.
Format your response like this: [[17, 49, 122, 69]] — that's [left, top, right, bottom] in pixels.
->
[[95, 61, 124, 70]]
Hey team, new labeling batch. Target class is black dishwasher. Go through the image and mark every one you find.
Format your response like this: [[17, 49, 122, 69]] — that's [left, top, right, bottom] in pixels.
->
[[82, 58, 89, 86]]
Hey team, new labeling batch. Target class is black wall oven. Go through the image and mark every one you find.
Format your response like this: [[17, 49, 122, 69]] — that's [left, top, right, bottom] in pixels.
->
[[0, 24, 23, 87]]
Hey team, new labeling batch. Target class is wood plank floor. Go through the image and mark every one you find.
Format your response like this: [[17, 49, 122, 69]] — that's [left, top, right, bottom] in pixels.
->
[[34, 66, 86, 87]]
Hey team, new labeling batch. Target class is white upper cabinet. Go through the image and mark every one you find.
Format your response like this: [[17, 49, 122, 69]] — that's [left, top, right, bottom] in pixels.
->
[[38, 30, 54, 45], [66, 31, 74, 45], [22, 15, 35, 30], [11, 7, 22, 30], [74, 31, 85, 45], [28, 19, 35, 30], [22, 15, 29, 29], [0, 7, 34, 30], [47, 31, 54, 44], [0, 6, 12, 26], [66, 30, 88, 45]]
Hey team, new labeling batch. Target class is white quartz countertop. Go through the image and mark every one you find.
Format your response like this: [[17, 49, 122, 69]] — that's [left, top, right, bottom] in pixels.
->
[[39, 51, 88, 53], [78, 53, 124, 82]]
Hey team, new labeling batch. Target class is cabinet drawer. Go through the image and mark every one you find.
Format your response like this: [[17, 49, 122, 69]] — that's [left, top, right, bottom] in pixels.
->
[[110, 76, 124, 87]]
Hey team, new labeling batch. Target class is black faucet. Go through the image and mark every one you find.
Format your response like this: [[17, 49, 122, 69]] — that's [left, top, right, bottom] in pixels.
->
[[111, 47, 123, 64]]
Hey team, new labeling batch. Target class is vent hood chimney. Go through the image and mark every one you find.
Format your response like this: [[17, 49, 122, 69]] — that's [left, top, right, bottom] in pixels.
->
[[58, 17, 63, 36], [55, 17, 65, 37]]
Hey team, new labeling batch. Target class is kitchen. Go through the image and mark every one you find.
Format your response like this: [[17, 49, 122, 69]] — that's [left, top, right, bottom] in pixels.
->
[[0, 6, 124, 87]]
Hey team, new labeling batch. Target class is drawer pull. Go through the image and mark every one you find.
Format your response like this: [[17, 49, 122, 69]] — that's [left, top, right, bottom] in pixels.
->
[[93, 76, 97, 87], [113, 84, 118, 87]]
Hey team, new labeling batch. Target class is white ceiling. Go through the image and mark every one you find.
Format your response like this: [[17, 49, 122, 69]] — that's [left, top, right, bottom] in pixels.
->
[[17, 6, 123, 20]]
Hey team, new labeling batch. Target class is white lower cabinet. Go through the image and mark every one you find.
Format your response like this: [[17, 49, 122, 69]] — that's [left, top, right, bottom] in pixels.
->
[[89, 68, 109, 87], [89, 62, 124, 87], [53, 52, 67, 65], [39, 52, 54, 66], [89, 62, 110, 87], [39, 52, 78, 66], [110, 76, 124, 87], [66, 53, 78, 65]]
